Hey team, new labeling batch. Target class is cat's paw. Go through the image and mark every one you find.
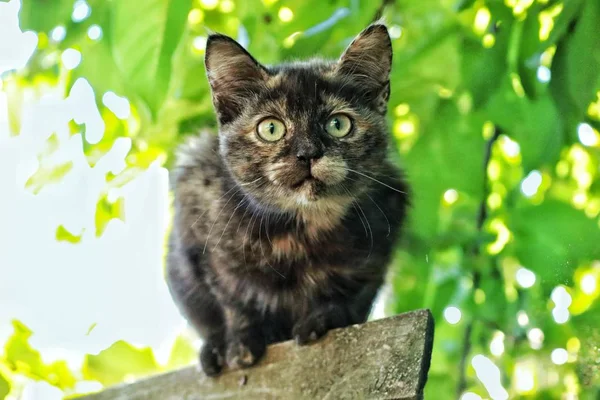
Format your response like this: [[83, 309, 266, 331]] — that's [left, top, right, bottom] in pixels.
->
[[225, 335, 265, 369], [292, 311, 329, 345], [199, 341, 225, 377]]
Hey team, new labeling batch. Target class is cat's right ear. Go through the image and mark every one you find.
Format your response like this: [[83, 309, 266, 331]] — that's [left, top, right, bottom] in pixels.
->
[[205, 34, 268, 125]]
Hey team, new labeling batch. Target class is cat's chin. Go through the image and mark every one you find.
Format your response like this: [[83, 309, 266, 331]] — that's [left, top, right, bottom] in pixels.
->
[[291, 178, 321, 204]]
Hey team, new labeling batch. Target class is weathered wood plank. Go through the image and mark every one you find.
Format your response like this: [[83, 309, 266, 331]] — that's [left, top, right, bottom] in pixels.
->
[[82, 309, 434, 400]]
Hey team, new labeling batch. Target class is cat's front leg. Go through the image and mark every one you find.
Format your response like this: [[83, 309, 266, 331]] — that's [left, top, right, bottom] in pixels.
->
[[292, 302, 355, 345], [223, 306, 266, 369]]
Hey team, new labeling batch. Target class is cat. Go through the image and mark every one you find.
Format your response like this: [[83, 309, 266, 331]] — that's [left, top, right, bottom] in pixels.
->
[[166, 23, 410, 376]]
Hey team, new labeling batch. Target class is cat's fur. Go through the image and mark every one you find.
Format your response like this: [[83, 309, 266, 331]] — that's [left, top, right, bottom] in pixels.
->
[[166, 24, 410, 376]]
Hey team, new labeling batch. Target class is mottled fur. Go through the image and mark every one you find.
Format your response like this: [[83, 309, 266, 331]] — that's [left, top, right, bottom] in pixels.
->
[[166, 24, 410, 376]]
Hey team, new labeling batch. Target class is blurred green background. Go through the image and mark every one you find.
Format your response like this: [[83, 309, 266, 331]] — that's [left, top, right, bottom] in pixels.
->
[[2, 0, 600, 398]]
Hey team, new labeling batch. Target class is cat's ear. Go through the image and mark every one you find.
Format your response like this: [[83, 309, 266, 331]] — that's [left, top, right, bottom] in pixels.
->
[[205, 34, 268, 125], [336, 24, 392, 114]]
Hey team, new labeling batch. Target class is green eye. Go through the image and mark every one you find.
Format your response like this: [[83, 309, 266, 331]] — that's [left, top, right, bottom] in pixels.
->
[[257, 118, 286, 142], [325, 114, 352, 138]]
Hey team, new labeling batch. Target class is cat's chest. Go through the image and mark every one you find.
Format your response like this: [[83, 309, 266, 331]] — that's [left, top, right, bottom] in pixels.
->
[[210, 232, 372, 310]]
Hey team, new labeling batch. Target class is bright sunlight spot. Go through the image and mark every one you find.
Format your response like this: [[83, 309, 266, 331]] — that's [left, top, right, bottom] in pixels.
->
[[490, 331, 505, 356], [50, 26, 66, 42], [538, 3, 563, 41], [72, 0, 91, 23], [193, 36, 207, 51], [528, 328, 544, 350], [473, 7, 491, 35], [580, 273, 597, 295], [514, 362, 535, 394], [395, 120, 415, 136], [551, 286, 572, 309], [188, 8, 204, 24], [537, 66, 551, 83], [472, 355, 509, 400], [444, 306, 461, 324], [388, 25, 402, 39], [551, 348, 568, 365], [394, 103, 410, 116], [567, 337, 580, 353], [487, 219, 511, 255], [219, 0, 235, 13], [460, 393, 482, 400], [553, 308, 569, 324], [500, 136, 520, 157], [278, 7, 294, 22], [521, 170, 542, 197], [102, 92, 131, 120], [87, 24, 102, 41], [199, 0, 219, 10], [551, 286, 571, 324], [443, 189, 459, 205], [517, 310, 529, 326], [61, 48, 82, 70], [516, 267, 536, 288], [578, 123, 599, 147], [482, 33, 495, 48]]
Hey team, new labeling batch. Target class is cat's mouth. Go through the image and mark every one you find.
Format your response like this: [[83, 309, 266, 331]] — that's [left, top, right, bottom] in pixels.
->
[[291, 176, 318, 190]]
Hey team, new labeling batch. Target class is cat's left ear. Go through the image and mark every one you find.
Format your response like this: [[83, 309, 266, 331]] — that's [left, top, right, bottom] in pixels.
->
[[337, 24, 392, 114], [205, 34, 268, 125]]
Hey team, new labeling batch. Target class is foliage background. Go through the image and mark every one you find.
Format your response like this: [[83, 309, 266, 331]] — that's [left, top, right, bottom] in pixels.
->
[[1, 0, 600, 398]]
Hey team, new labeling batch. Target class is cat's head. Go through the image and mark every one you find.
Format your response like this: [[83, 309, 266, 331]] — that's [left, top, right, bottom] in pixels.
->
[[205, 25, 393, 218]]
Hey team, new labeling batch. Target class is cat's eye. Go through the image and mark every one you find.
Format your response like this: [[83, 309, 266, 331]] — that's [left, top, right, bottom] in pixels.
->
[[325, 114, 353, 138], [257, 118, 286, 142]]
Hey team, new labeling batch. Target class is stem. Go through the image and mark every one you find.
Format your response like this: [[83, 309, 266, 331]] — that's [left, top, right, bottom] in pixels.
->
[[372, 0, 395, 22], [455, 127, 502, 398]]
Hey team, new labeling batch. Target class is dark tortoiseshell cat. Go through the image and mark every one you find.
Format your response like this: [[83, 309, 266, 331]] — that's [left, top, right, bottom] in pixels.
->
[[166, 24, 410, 376]]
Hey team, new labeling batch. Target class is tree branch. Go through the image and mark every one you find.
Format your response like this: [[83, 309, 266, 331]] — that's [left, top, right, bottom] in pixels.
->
[[455, 127, 502, 398]]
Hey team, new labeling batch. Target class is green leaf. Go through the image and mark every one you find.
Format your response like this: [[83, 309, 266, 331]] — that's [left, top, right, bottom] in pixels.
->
[[519, 0, 584, 61], [166, 335, 196, 369], [510, 199, 600, 285], [55, 224, 84, 244], [460, 29, 509, 108], [561, 0, 600, 112], [404, 101, 485, 240], [550, 0, 600, 131], [82, 341, 160, 386], [110, 0, 192, 119], [4, 320, 45, 378], [485, 79, 563, 171], [169, 27, 209, 103], [0, 372, 9, 400], [19, 0, 74, 32], [460, 2, 513, 105], [4, 320, 76, 389], [67, 2, 126, 102]]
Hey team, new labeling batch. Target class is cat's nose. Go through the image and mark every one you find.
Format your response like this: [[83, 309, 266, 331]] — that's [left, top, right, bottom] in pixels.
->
[[295, 145, 324, 163]]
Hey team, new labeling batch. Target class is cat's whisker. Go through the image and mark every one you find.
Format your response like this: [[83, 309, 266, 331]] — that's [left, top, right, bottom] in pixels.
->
[[190, 184, 238, 233], [265, 213, 273, 246], [259, 215, 285, 278], [213, 197, 248, 251], [243, 209, 259, 268], [341, 183, 370, 246], [187, 209, 209, 240], [202, 187, 241, 254], [345, 168, 407, 194], [365, 192, 391, 237], [353, 194, 374, 259], [239, 176, 264, 186]]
